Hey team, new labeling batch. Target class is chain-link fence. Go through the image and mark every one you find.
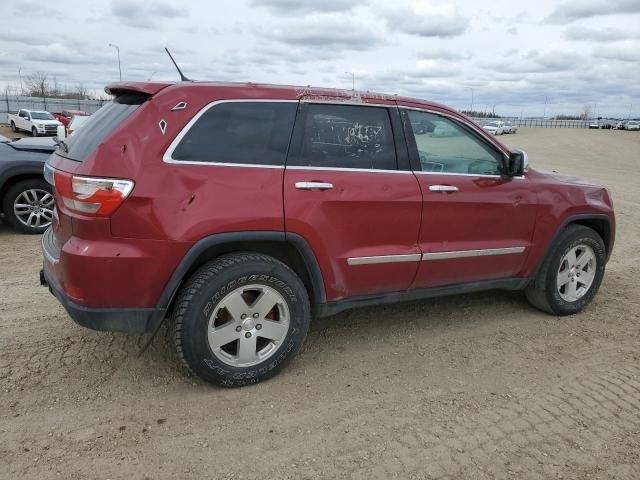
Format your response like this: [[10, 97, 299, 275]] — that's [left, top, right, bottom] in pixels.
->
[[471, 117, 592, 128], [0, 95, 107, 124]]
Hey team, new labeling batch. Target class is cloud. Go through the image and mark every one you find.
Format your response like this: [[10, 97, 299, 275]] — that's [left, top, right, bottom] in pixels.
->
[[23, 43, 102, 65], [0, 31, 54, 46], [564, 25, 640, 41], [592, 44, 640, 62], [419, 49, 470, 61], [381, 2, 469, 37], [110, 0, 188, 28], [545, 0, 640, 23], [263, 13, 384, 50], [250, 0, 363, 14], [481, 49, 583, 74], [507, 27, 518, 35]]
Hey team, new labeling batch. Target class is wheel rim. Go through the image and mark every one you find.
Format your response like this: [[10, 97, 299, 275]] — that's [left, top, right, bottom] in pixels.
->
[[13, 189, 54, 229], [556, 244, 597, 302], [207, 284, 290, 367]]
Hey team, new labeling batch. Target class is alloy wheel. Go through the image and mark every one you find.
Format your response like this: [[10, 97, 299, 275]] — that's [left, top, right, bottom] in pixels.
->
[[556, 244, 597, 302], [207, 284, 290, 367], [13, 189, 54, 229]]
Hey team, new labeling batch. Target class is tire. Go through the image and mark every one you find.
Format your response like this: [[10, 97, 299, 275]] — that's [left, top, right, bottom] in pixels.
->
[[31, 127, 38, 137], [2, 179, 54, 234], [525, 225, 606, 315], [174, 252, 311, 387], [10, 121, 17, 132]]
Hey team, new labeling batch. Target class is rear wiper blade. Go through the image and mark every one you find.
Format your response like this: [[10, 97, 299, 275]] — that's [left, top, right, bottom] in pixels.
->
[[53, 138, 69, 153]]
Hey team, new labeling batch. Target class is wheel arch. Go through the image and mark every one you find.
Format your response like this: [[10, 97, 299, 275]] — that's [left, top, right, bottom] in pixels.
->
[[158, 231, 326, 318], [530, 213, 614, 281], [0, 170, 49, 210]]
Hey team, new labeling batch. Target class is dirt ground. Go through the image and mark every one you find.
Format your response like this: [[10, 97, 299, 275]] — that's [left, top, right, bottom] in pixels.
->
[[1, 128, 639, 480], [0, 124, 28, 139]]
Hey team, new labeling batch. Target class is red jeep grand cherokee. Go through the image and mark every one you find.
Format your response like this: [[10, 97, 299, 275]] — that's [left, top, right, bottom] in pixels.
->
[[41, 81, 615, 387]]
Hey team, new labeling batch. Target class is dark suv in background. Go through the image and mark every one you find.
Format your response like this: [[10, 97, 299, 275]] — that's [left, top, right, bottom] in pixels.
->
[[0, 135, 55, 234], [41, 81, 615, 387]]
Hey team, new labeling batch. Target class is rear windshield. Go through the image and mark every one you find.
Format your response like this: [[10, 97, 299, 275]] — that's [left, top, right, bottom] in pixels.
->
[[57, 93, 147, 161]]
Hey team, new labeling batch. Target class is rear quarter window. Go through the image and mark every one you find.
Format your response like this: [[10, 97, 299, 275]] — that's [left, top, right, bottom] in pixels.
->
[[168, 101, 298, 166]]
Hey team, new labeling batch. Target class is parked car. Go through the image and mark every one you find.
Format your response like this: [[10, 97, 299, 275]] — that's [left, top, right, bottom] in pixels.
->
[[0, 136, 56, 233], [502, 122, 517, 134], [41, 81, 615, 387], [66, 115, 90, 136], [588, 120, 600, 129], [615, 120, 627, 130], [52, 109, 90, 129], [625, 120, 640, 131], [8, 109, 63, 137], [481, 120, 504, 135]]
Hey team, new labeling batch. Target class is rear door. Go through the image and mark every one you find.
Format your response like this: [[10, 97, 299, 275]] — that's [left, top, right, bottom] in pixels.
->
[[401, 107, 537, 288], [284, 101, 423, 300]]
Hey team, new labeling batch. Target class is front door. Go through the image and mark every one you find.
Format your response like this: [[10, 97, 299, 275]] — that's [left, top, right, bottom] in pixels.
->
[[402, 108, 537, 288], [284, 101, 423, 300]]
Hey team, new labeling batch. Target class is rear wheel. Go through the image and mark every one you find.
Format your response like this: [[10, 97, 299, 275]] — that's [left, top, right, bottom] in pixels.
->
[[2, 179, 54, 234], [525, 225, 606, 315], [174, 252, 310, 387]]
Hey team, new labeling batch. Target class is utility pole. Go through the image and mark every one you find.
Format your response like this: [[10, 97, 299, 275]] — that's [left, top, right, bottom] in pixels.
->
[[543, 96, 548, 118], [629, 103, 633, 120], [109, 43, 122, 81]]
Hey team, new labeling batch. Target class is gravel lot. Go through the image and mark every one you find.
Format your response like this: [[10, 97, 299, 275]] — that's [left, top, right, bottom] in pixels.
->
[[1, 128, 639, 479]]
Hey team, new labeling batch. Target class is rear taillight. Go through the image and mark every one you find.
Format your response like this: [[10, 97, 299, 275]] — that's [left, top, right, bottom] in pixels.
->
[[53, 169, 134, 216]]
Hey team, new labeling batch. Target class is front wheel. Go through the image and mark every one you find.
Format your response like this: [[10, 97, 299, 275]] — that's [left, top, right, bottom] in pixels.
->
[[173, 252, 311, 387], [10, 121, 17, 132], [525, 225, 606, 315], [31, 127, 38, 137]]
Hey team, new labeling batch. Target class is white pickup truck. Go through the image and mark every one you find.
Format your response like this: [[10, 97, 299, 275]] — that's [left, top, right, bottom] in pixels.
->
[[8, 109, 63, 137]]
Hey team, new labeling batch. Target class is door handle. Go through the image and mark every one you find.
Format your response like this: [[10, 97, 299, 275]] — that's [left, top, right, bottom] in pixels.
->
[[295, 182, 334, 190], [429, 185, 459, 193]]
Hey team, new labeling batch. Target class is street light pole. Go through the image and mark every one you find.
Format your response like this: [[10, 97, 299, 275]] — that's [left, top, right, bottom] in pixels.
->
[[109, 43, 122, 81], [543, 96, 548, 118], [463, 87, 474, 113], [344, 71, 355, 90]]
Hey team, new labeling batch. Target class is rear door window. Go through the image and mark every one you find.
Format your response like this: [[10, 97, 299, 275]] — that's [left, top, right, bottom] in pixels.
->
[[58, 93, 147, 162], [169, 101, 298, 166], [287, 103, 397, 170]]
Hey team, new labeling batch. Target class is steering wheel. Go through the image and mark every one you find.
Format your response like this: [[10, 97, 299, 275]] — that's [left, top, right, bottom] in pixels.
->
[[467, 159, 498, 175]]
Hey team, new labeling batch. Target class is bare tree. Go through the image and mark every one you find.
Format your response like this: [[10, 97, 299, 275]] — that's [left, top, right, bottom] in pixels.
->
[[580, 104, 591, 120], [25, 71, 50, 97]]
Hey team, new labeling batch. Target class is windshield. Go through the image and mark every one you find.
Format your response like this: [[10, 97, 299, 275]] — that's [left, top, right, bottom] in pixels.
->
[[30, 111, 55, 120], [487, 121, 500, 127], [57, 93, 147, 162]]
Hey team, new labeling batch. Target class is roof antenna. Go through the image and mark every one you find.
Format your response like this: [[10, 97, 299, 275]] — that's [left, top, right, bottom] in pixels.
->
[[164, 47, 192, 82]]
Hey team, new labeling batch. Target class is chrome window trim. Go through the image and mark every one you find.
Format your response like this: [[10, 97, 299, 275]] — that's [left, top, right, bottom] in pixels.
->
[[347, 247, 526, 266], [162, 99, 299, 167], [422, 246, 526, 260], [347, 254, 421, 265], [287, 165, 413, 174]]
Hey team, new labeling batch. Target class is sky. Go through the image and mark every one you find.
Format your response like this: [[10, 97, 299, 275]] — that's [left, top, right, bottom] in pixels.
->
[[1, 0, 639, 117]]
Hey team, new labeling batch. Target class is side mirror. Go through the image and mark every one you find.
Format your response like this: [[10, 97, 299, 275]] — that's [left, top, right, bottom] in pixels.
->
[[507, 149, 528, 176]]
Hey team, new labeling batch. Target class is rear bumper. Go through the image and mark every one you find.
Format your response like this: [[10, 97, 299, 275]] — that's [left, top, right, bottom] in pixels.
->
[[41, 265, 156, 334]]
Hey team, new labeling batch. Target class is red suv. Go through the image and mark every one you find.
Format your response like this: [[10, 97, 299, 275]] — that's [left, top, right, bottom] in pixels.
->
[[41, 82, 615, 387]]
